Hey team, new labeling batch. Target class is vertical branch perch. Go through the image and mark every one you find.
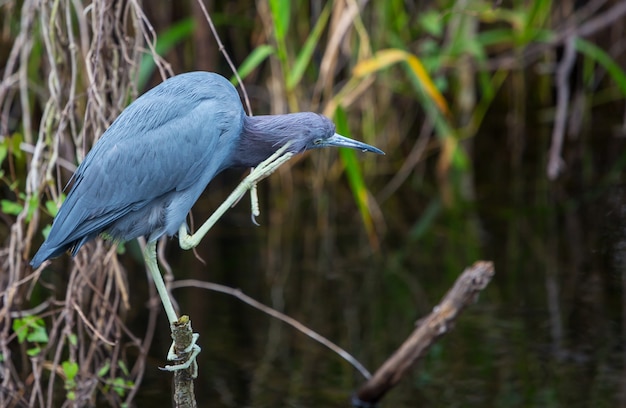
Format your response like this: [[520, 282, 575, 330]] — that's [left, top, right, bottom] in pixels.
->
[[171, 316, 197, 408], [353, 261, 495, 406]]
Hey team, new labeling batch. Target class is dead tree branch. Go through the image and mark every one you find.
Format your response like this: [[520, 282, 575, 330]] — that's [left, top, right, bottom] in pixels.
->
[[353, 261, 495, 406]]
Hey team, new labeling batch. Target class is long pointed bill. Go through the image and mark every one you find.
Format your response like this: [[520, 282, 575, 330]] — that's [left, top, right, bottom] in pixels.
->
[[321, 133, 385, 155]]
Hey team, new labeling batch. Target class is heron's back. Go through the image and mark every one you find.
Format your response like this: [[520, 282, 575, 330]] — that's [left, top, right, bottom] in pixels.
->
[[31, 72, 244, 267]]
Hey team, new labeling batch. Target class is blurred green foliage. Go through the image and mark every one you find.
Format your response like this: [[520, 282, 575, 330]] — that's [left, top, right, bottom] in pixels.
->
[[2, 0, 626, 406]]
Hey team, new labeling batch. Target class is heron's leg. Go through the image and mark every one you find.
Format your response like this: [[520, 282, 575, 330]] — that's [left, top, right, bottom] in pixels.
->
[[143, 240, 178, 324], [179, 142, 294, 250], [168, 144, 292, 374], [144, 241, 201, 374]]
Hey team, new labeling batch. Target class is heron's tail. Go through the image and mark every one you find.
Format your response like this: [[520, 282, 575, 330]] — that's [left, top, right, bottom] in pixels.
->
[[30, 241, 74, 268], [29, 192, 114, 268]]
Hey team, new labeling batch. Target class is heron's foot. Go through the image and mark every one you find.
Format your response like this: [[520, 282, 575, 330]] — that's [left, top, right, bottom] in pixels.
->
[[250, 182, 260, 226], [244, 150, 294, 188], [244, 148, 293, 225], [160, 333, 201, 378]]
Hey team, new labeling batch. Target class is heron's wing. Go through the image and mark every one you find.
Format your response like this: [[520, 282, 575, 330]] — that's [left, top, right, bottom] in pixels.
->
[[35, 88, 242, 261]]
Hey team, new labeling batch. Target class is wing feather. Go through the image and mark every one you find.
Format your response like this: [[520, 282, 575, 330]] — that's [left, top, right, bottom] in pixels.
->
[[31, 72, 244, 266]]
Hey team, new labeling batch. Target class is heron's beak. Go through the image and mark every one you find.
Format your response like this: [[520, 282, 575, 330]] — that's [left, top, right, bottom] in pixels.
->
[[321, 133, 385, 155]]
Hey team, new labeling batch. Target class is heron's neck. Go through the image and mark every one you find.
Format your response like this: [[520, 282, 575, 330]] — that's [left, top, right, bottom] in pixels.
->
[[233, 115, 303, 168]]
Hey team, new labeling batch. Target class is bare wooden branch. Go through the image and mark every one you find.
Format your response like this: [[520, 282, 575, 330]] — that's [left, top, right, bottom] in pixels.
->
[[353, 261, 495, 406], [171, 316, 198, 408], [170, 279, 372, 379]]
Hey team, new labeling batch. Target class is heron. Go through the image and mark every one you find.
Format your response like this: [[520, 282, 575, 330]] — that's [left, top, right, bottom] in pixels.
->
[[30, 71, 383, 371]]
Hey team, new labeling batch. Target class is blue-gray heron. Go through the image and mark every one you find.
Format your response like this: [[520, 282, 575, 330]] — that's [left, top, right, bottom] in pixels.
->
[[30, 71, 383, 369]]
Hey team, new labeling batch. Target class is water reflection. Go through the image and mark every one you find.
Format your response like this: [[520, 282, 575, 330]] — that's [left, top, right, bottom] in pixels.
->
[[131, 123, 626, 407]]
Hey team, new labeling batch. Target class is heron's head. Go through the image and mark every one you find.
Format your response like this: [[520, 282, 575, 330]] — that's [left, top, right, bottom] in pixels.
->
[[300, 113, 384, 155], [237, 112, 384, 168], [252, 112, 383, 154]]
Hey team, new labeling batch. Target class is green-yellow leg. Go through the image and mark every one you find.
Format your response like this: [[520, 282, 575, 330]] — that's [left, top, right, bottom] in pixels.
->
[[143, 240, 179, 324], [148, 142, 294, 374], [179, 142, 293, 249], [144, 241, 200, 373]]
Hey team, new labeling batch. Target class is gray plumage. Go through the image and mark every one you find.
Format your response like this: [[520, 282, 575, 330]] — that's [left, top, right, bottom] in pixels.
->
[[31, 71, 383, 268]]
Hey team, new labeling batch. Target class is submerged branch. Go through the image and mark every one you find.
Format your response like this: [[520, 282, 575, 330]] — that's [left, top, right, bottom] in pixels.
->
[[353, 261, 494, 406]]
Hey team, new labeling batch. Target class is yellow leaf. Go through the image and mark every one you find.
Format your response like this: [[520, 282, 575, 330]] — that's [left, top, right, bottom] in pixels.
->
[[404, 53, 450, 116], [353, 48, 450, 116], [353, 49, 407, 77]]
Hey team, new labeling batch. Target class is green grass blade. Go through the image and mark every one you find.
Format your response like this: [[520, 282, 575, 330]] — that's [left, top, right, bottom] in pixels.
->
[[334, 107, 378, 248], [269, 0, 290, 42], [522, 0, 552, 42], [286, 4, 331, 90], [575, 38, 626, 97], [230, 45, 275, 85], [409, 198, 441, 242]]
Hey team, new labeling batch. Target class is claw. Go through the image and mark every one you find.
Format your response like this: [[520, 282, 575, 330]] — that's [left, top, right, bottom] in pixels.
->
[[160, 333, 201, 378]]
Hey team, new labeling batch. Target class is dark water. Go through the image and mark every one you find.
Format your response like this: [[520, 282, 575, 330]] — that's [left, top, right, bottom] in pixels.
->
[[123, 110, 626, 407]]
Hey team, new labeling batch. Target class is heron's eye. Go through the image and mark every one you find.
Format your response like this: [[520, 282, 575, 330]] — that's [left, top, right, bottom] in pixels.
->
[[313, 139, 322, 145]]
